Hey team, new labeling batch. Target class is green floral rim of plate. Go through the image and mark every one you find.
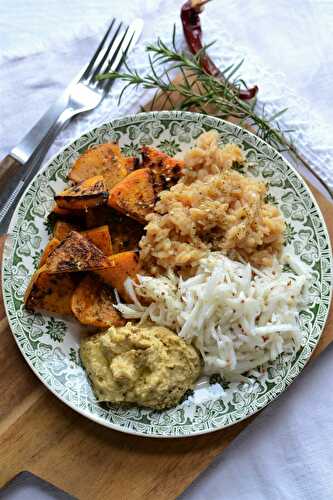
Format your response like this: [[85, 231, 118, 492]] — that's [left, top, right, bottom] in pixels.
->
[[2, 111, 332, 438]]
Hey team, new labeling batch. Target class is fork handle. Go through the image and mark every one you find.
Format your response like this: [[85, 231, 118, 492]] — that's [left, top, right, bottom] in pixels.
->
[[38, 108, 74, 156]]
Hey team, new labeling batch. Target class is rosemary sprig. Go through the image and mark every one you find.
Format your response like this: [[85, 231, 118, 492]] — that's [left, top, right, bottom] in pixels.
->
[[97, 30, 332, 197], [98, 33, 292, 152]]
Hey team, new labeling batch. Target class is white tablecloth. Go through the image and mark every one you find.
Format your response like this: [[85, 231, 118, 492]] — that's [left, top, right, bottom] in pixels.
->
[[1, 1, 333, 499]]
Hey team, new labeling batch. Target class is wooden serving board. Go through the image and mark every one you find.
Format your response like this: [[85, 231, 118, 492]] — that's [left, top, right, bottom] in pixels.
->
[[1, 95, 333, 499]]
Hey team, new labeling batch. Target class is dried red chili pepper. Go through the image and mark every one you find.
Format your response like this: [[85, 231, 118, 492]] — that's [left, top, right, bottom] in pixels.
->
[[181, 0, 258, 100]]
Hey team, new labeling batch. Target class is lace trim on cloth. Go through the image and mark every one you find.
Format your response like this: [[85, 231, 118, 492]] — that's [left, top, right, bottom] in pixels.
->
[[47, 10, 333, 189]]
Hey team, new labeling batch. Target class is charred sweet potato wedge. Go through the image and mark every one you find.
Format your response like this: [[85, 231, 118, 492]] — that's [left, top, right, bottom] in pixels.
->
[[55, 175, 108, 210], [50, 205, 82, 218], [124, 156, 139, 173], [141, 145, 184, 191], [85, 207, 144, 252], [71, 275, 125, 329], [53, 221, 78, 241], [48, 205, 86, 231], [110, 225, 143, 254], [39, 238, 60, 267], [68, 143, 128, 190], [108, 168, 155, 223], [24, 266, 77, 315], [108, 213, 144, 254], [44, 231, 110, 273], [84, 205, 115, 229], [96, 251, 140, 302], [81, 225, 113, 256]]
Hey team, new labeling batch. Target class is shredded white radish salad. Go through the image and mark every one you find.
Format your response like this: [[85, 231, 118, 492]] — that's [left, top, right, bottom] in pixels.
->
[[116, 253, 309, 379]]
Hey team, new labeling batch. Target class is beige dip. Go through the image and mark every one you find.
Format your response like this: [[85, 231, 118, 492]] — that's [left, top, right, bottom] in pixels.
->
[[80, 323, 201, 410]]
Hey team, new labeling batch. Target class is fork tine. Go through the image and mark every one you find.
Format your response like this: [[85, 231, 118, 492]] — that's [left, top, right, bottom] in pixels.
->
[[100, 31, 135, 94], [89, 22, 123, 83], [81, 19, 115, 81], [106, 19, 143, 76], [91, 25, 129, 84], [97, 19, 143, 92]]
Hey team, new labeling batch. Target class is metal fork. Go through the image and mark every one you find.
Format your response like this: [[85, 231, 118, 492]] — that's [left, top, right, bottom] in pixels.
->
[[0, 18, 143, 233]]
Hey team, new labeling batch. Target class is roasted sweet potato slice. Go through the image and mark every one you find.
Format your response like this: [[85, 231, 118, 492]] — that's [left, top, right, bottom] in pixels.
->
[[141, 146, 184, 191], [39, 238, 60, 267], [71, 275, 125, 328], [48, 205, 86, 231], [110, 225, 142, 254], [24, 265, 77, 315], [84, 205, 114, 229], [108, 168, 155, 223], [81, 225, 113, 255], [44, 231, 110, 273], [53, 221, 78, 240], [124, 156, 139, 173], [96, 251, 140, 302], [68, 143, 128, 190], [55, 175, 108, 210], [108, 213, 144, 253], [52, 205, 72, 217], [85, 207, 144, 252]]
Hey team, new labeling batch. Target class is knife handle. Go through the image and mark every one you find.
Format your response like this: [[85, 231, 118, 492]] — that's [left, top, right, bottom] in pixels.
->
[[0, 110, 72, 235], [0, 155, 27, 234], [0, 155, 23, 192], [0, 155, 24, 211]]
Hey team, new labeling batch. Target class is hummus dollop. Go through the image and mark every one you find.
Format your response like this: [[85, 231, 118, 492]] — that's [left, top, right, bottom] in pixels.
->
[[80, 322, 201, 410]]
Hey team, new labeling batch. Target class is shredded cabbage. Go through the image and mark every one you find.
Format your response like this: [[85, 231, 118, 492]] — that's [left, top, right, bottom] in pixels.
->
[[117, 253, 309, 378]]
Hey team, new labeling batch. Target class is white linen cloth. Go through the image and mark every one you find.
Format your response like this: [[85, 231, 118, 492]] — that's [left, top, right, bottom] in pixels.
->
[[1, 1, 333, 499]]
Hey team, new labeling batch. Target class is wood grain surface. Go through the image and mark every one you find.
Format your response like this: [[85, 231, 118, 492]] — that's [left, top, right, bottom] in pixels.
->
[[0, 110, 332, 499]]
